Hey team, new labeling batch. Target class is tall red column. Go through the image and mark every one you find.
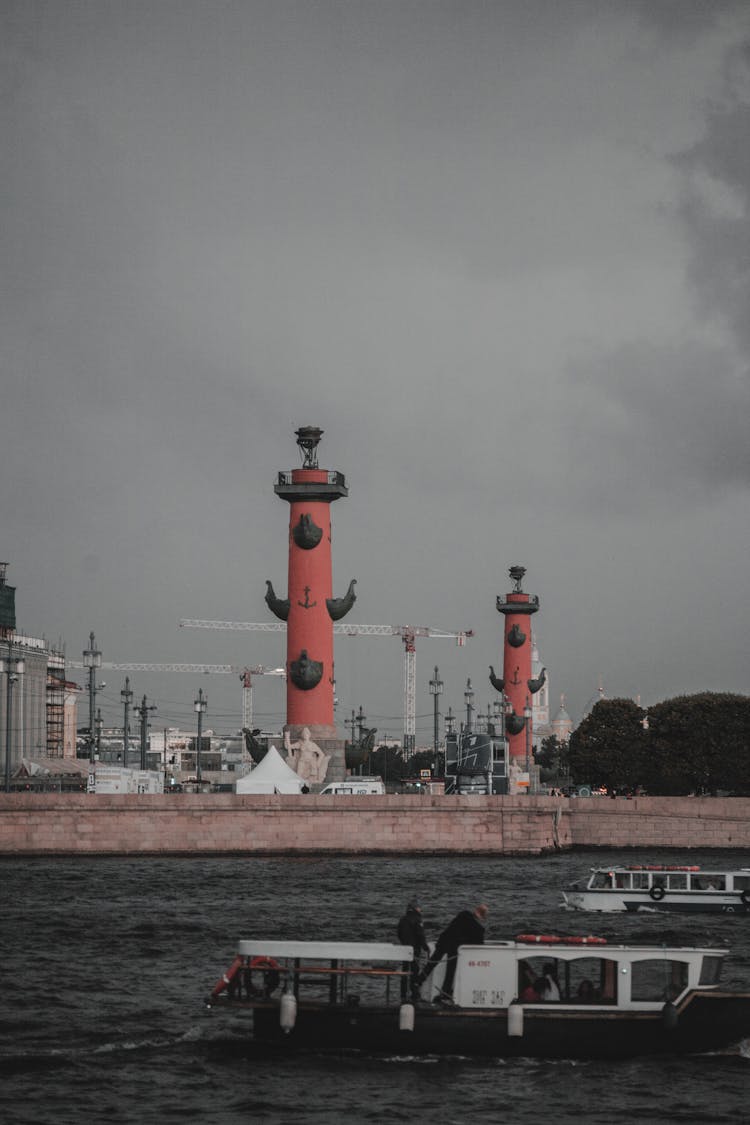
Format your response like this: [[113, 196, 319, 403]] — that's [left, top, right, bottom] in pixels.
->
[[267, 428, 355, 780], [495, 566, 539, 774]]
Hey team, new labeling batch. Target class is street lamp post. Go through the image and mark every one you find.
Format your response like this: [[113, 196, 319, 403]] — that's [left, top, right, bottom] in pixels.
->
[[194, 688, 207, 786], [524, 696, 532, 793], [82, 632, 102, 766], [2, 642, 25, 792], [162, 727, 169, 790], [121, 676, 133, 767], [464, 678, 474, 733], [356, 706, 367, 775], [429, 665, 443, 760], [445, 707, 455, 736], [135, 694, 157, 770]]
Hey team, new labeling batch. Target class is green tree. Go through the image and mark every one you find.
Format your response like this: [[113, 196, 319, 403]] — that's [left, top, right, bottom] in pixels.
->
[[366, 744, 407, 788], [645, 693, 750, 795], [568, 698, 648, 792], [407, 749, 445, 779], [536, 735, 569, 785]]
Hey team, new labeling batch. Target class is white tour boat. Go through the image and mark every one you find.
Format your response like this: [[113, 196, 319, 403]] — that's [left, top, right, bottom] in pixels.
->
[[563, 864, 750, 914], [206, 934, 750, 1058]]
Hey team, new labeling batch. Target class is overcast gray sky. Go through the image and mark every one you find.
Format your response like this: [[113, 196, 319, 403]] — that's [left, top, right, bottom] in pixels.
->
[[3, 0, 749, 744]]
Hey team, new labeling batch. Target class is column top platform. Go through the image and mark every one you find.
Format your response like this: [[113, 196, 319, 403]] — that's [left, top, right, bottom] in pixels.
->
[[274, 470, 348, 501]]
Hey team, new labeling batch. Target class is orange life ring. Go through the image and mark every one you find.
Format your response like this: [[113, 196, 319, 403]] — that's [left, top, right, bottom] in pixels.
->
[[250, 956, 281, 973], [249, 956, 282, 995], [515, 934, 562, 944]]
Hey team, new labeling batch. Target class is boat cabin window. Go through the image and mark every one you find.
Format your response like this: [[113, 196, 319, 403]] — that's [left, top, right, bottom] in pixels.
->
[[735, 874, 750, 893], [631, 872, 649, 890], [649, 872, 688, 891], [614, 872, 630, 889], [698, 956, 724, 986], [591, 871, 613, 889], [518, 956, 617, 1004], [630, 959, 688, 1002], [690, 873, 726, 890]]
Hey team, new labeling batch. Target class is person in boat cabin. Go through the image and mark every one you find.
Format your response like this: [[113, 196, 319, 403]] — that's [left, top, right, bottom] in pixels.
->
[[396, 897, 429, 999], [519, 963, 541, 1002], [537, 962, 561, 1001], [413, 903, 488, 1003]]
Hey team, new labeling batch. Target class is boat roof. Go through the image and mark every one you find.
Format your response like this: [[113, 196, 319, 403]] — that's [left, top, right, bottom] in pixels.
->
[[237, 940, 413, 962], [234, 938, 727, 963], [589, 864, 750, 872]]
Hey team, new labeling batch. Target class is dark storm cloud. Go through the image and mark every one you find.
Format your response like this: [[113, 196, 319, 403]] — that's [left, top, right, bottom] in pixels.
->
[[631, 0, 748, 39], [564, 340, 750, 506], [675, 76, 750, 356]]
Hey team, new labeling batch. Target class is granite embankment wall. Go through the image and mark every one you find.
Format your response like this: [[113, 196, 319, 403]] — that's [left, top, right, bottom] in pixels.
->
[[1, 794, 749, 856]]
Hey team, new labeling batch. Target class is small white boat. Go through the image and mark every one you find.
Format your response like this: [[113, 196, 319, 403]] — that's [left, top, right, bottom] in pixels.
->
[[206, 934, 750, 1058], [563, 864, 750, 914]]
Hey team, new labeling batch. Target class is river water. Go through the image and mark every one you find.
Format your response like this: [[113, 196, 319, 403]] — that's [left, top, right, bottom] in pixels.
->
[[1, 846, 749, 1124]]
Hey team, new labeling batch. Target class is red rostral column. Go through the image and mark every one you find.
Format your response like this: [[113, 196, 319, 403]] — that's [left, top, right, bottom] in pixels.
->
[[267, 427, 355, 772], [493, 566, 540, 771]]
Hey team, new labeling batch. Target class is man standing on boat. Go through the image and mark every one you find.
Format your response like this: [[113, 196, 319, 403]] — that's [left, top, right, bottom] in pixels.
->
[[413, 903, 488, 1005], [397, 898, 429, 999]]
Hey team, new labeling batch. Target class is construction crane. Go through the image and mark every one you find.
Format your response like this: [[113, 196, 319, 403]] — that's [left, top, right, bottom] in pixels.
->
[[66, 661, 286, 731], [179, 620, 473, 754], [237, 666, 286, 730]]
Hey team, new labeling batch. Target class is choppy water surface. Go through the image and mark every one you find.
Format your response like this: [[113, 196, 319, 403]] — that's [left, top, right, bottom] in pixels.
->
[[1, 847, 749, 1123]]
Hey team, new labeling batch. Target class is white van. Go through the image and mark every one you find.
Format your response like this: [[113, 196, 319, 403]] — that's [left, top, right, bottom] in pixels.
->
[[319, 777, 385, 795]]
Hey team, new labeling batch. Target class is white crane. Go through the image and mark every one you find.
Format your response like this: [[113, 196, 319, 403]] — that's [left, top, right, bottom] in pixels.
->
[[237, 666, 286, 730], [178, 620, 473, 753], [66, 661, 286, 731]]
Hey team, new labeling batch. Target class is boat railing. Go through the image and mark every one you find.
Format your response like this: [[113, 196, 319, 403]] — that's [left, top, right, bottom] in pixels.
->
[[211, 943, 414, 1008]]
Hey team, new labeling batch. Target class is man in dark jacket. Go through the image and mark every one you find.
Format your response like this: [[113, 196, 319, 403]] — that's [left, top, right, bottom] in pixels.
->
[[397, 898, 429, 998], [413, 903, 488, 1004]]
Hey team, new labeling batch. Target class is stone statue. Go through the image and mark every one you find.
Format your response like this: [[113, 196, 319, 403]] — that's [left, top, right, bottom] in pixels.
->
[[284, 727, 331, 785]]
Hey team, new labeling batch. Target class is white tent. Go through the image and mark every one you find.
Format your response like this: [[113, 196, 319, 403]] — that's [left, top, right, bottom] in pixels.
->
[[235, 745, 305, 794]]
